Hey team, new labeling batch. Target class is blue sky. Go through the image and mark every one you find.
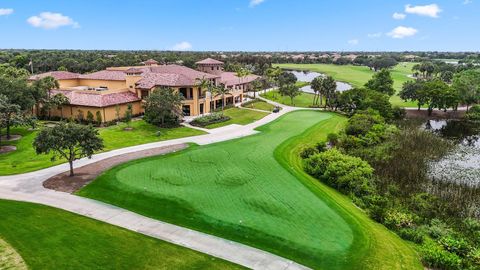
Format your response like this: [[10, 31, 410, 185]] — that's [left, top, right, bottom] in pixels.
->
[[0, 0, 478, 51]]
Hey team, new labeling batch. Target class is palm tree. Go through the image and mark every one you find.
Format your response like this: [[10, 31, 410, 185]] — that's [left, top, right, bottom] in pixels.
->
[[236, 67, 251, 91], [213, 84, 230, 113], [196, 77, 215, 114], [311, 77, 324, 106], [32, 76, 59, 117], [50, 93, 70, 119], [250, 78, 264, 98]]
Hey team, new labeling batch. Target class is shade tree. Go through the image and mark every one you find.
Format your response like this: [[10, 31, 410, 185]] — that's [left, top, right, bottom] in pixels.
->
[[144, 87, 184, 126], [33, 122, 104, 177]]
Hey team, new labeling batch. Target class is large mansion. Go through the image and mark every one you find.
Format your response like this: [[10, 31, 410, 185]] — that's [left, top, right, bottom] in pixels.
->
[[29, 58, 259, 122]]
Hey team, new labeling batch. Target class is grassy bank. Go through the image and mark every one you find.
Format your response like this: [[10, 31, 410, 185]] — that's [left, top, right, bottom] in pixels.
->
[[0, 200, 243, 270], [79, 111, 421, 269], [260, 91, 318, 107], [0, 120, 205, 175], [205, 107, 269, 129]]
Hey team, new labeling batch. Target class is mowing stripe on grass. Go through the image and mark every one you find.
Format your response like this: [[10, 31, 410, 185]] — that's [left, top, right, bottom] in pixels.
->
[[79, 111, 421, 269]]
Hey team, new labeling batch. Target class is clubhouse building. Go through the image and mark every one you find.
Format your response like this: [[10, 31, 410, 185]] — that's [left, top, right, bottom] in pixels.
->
[[29, 58, 259, 122]]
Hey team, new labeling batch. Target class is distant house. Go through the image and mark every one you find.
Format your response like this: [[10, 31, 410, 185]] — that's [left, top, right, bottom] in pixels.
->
[[29, 58, 259, 121]]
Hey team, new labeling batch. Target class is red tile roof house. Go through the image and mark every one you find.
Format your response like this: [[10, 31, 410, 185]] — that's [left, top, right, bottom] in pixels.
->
[[29, 58, 260, 122]]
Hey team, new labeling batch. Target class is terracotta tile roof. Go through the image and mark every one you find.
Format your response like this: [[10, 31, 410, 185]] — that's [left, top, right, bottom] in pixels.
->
[[79, 70, 126, 81], [195, 58, 224, 65], [135, 64, 219, 89], [143, 59, 159, 65], [125, 68, 145, 74], [136, 73, 195, 89], [220, 72, 260, 86], [51, 89, 140, 107], [29, 71, 80, 81]]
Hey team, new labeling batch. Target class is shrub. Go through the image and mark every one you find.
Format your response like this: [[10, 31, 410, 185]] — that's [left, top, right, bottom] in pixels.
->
[[439, 235, 471, 257], [465, 105, 480, 121], [300, 146, 319, 159], [398, 227, 425, 244], [427, 219, 452, 240], [392, 106, 406, 120], [95, 111, 102, 125], [383, 209, 415, 229], [304, 149, 374, 197], [362, 194, 389, 222], [467, 248, 480, 267], [327, 133, 339, 146], [86, 111, 94, 124], [190, 113, 230, 127], [421, 241, 463, 270], [345, 109, 385, 136]]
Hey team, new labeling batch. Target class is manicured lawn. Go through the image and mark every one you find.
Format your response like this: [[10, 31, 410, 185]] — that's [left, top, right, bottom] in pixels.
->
[[0, 236, 26, 270], [0, 120, 206, 175], [260, 90, 318, 107], [242, 100, 276, 112], [79, 111, 421, 269], [0, 200, 242, 270], [205, 108, 269, 129], [274, 63, 419, 107]]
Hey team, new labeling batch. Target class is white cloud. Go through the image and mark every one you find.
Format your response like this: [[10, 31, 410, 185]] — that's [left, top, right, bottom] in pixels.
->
[[0, 8, 13, 16], [387, 26, 418, 39], [368, 32, 382, 38], [249, 0, 265, 7], [348, 39, 359, 45], [172, 41, 192, 51], [27, 12, 79, 29], [463, 0, 473, 4], [405, 4, 442, 18], [393, 12, 406, 20]]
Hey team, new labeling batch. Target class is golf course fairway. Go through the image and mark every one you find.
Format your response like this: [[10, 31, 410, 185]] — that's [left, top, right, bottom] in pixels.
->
[[79, 111, 421, 269]]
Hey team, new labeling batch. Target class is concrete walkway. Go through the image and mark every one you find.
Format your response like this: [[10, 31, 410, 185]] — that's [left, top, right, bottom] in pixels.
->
[[0, 102, 310, 270]]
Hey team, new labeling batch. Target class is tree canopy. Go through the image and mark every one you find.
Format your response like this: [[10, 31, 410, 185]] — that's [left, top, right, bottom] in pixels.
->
[[144, 87, 184, 126], [33, 122, 104, 176]]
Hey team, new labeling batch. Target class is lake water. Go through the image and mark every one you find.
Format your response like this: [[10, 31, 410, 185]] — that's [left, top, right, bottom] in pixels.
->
[[288, 70, 352, 93], [424, 120, 480, 186]]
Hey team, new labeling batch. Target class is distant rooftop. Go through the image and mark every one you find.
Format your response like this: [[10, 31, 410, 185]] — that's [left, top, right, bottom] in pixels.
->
[[195, 58, 224, 65], [143, 59, 159, 65]]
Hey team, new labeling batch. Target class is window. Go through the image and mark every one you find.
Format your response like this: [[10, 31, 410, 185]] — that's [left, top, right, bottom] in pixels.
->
[[211, 67, 214, 71], [141, 90, 149, 99]]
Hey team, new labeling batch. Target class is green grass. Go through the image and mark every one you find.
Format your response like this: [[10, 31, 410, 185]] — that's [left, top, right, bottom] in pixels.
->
[[205, 107, 269, 129], [274, 63, 419, 107], [242, 100, 276, 112], [260, 90, 318, 107], [79, 111, 421, 269], [0, 236, 26, 270], [0, 200, 242, 270], [0, 120, 206, 175]]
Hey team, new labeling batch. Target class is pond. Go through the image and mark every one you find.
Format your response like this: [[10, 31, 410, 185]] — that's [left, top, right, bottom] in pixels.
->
[[287, 70, 352, 94], [424, 119, 480, 186]]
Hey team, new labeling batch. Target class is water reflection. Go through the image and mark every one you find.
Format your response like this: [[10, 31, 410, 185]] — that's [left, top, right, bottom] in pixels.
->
[[425, 119, 480, 186], [287, 70, 352, 93]]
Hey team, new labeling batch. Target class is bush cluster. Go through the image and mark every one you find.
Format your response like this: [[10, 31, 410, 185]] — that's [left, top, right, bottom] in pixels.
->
[[302, 107, 480, 269], [190, 113, 230, 127]]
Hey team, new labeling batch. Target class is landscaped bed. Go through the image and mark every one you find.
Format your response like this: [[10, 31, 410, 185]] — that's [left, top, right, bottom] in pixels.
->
[[0, 200, 242, 270], [0, 120, 206, 175], [78, 111, 421, 269]]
